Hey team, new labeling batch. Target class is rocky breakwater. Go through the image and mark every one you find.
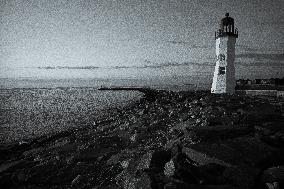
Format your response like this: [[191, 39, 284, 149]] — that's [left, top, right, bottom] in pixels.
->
[[0, 89, 284, 189]]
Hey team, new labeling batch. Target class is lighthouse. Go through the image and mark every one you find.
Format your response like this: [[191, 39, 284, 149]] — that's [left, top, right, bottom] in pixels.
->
[[211, 13, 238, 94]]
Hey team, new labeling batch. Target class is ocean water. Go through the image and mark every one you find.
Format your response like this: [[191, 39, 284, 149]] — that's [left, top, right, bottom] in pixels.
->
[[0, 66, 214, 89], [0, 86, 143, 145]]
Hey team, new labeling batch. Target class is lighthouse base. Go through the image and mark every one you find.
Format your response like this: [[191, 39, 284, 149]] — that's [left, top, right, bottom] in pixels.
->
[[211, 68, 235, 94]]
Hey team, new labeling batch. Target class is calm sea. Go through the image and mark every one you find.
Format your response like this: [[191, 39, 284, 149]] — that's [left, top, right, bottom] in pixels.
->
[[0, 85, 144, 145], [0, 72, 152, 145]]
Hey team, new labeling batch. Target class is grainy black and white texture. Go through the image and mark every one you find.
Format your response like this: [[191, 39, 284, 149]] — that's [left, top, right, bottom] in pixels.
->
[[0, 0, 284, 189]]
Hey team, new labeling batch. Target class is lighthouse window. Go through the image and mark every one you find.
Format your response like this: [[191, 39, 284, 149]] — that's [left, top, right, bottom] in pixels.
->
[[218, 54, 225, 61], [219, 67, 226, 75]]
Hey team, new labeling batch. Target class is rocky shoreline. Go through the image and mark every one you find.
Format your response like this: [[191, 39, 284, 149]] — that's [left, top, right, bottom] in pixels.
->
[[0, 89, 284, 189]]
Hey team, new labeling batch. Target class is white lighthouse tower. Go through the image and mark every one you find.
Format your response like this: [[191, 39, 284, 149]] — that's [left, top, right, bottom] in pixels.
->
[[211, 13, 238, 94]]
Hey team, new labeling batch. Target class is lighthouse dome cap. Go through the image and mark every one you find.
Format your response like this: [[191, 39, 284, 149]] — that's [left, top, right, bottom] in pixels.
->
[[220, 13, 234, 27]]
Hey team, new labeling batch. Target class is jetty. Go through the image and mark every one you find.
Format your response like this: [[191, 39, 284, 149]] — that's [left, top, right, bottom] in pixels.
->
[[98, 86, 163, 101], [98, 86, 158, 93], [98, 86, 147, 91]]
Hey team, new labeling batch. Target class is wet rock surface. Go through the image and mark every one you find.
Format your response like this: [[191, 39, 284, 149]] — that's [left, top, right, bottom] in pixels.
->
[[0, 90, 284, 188]]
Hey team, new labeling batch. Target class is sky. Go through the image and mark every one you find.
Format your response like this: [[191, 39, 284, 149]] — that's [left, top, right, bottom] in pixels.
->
[[0, 0, 283, 80]]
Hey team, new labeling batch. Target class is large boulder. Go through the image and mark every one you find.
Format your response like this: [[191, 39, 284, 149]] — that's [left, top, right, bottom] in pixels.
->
[[255, 120, 284, 147], [261, 166, 284, 189], [115, 151, 153, 189], [187, 125, 254, 143], [181, 137, 282, 188]]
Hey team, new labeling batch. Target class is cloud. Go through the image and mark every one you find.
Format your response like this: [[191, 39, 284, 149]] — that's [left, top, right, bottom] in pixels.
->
[[236, 45, 259, 51], [236, 45, 283, 53], [235, 61, 284, 67], [236, 53, 284, 61], [257, 21, 284, 26], [167, 40, 208, 49]]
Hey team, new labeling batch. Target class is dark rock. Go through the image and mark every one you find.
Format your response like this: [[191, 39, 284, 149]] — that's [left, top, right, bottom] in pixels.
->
[[115, 152, 152, 189], [0, 173, 16, 188], [222, 166, 260, 188], [116, 149, 172, 189], [22, 147, 44, 157], [134, 172, 152, 189], [17, 170, 30, 183], [65, 155, 75, 164], [197, 163, 226, 184], [264, 182, 279, 189], [186, 138, 276, 167], [187, 125, 254, 143], [136, 152, 153, 170], [71, 174, 86, 188], [246, 103, 281, 122], [173, 119, 196, 131], [73, 162, 94, 176], [52, 142, 79, 153], [75, 146, 115, 162], [255, 121, 284, 147], [164, 160, 175, 177], [149, 150, 172, 172], [261, 132, 284, 148], [0, 160, 25, 174], [164, 179, 191, 189], [261, 166, 284, 187], [257, 150, 284, 169], [27, 162, 59, 184], [107, 149, 136, 166], [206, 117, 223, 127], [130, 132, 137, 143], [184, 184, 236, 189], [183, 147, 232, 167], [171, 145, 202, 184]]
